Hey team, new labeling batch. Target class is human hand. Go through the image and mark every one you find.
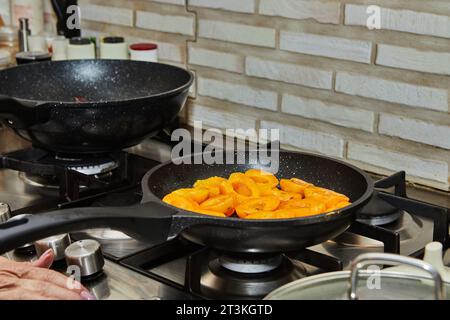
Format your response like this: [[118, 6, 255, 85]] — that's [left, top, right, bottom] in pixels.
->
[[0, 249, 96, 300]]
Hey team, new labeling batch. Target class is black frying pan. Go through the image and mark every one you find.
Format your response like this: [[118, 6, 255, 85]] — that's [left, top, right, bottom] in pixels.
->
[[0, 151, 374, 254], [0, 60, 193, 154]]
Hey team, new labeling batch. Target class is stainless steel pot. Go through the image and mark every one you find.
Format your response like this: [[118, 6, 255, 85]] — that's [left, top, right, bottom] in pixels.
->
[[265, 253, 449, 300]]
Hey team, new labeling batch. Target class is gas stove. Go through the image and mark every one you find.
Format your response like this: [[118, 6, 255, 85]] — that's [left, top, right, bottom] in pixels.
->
[[0, 128, 449, 300]]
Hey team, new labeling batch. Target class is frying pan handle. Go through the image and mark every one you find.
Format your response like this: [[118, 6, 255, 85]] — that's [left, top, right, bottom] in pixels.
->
[[0, 94, 41, 128], [0, 202, 177, 254]]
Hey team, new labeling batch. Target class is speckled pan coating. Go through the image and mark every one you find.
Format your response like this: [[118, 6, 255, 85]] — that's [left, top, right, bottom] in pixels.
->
[[142, 151, 374, 253], [0, 60, 193, 154]]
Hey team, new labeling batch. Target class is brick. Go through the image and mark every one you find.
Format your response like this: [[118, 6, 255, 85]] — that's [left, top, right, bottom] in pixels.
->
[[261, 121, 345, 157], [280, 31, 372, 64], [376, 44, 450, 76], [80, 4, 133, 26], [153, 41, 184, 63], [189, 0, 255, 13], [188, 47, 243, 73], [345, 4, 450, 39], [335, 72, 448, 112], [151, 0, 185, 5], [198, 78, 278, 111], [136, 11, 195, 36], [259, 0, 340, 24], [198, 20, 276, 48], [245, 56, 333, 89], [188, 104, 256, 130], [379, 114, 450, 150], [348, 142, 449, 185], [282, 94, 375, 132]]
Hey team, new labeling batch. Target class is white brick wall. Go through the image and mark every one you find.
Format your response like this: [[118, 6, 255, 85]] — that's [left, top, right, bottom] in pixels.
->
[[280, 31, 372, 64], [198, 20, 276, 48], [348, 142, 449, 186], [261, 121, 345, 158], [245, 56, 333, 89], [259, 0, 340, 24], [379, 114, 450, 150], [282, 94, 375, 132], [189, 0, 255, 13], [188, 103, 256, 130], [78, 0, 450, 191], [345, 4, 450, 39], [198, 78, 277, 111], [335, 73, 449, 112], [80, 4, 133, 26], [136, 11, 195, 36], [377, 44, 450, 76], [188, 47, 243, 73]]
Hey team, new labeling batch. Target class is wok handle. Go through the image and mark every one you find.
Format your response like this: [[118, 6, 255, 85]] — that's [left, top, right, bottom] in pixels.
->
[[0, 202, 177, 255], [0, 94, 39, 128]]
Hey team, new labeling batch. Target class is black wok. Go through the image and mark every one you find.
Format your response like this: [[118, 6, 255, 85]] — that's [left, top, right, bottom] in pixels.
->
[[0, 60, 193, 154], [0, 151, 374, 254]]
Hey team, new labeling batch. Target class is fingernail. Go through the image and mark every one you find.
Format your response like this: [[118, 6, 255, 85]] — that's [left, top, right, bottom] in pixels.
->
[[42, 249, 53, 258], [80, 291, 97, 300]]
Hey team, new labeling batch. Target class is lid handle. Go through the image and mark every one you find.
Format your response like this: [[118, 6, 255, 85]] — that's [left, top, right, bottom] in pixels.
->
[[348, 253, 445, 300]]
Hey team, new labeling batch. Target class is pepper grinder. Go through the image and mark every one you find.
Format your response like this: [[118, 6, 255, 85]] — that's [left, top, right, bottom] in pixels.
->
[[18, 18, 31, 52]]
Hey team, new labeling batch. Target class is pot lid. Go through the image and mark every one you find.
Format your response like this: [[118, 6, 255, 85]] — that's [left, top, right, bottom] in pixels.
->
[[265, 252, 450, 300], [266, 271, 450, 300]]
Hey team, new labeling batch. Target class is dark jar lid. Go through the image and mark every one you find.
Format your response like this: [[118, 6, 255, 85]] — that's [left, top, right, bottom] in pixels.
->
[[69, 37, 92, 45], [16, 51, 52, 65], [103, 36, 125, 44]]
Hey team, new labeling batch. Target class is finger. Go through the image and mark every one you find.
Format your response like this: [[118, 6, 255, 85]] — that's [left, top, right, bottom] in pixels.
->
[[0, 289, 56, 300], [16, 279, 83, 300], [31, 249, 54, 269], [23, 267, 87, 294]]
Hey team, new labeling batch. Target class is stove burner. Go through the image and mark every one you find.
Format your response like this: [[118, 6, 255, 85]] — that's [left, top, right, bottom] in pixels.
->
[[13, 150, 120, 188], [357, 190, 403, 226], [38, 153, 119, 176], [219, 253, 283, 273], [199, 253, 306, 299], [333, 212, 432, 254]]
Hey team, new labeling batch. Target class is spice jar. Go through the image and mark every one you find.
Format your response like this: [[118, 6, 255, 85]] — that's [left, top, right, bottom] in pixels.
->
[[100, 36, 128, 60], [129, 43, 158, 62], [67, 37, 96, 60]]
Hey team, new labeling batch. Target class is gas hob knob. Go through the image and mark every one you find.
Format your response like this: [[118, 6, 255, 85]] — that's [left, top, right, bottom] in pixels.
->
[[65, 240, 105, 278], [0, 203, 11, 223], [35, 234, 71, 261]]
